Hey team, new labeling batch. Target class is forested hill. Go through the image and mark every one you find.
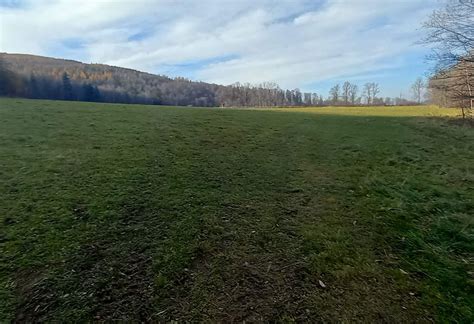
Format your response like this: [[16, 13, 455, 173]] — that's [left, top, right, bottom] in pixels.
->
[[0, 53, 321, 107]]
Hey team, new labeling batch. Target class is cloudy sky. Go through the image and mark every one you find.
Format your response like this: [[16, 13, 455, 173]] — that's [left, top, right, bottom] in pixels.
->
[[0, 0, 441, 97]]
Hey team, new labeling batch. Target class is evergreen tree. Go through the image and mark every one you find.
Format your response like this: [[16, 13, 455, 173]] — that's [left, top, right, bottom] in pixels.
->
[[82, 83, 101, 102], [62, 72, 74, 100], [29, 74, 39, 98]]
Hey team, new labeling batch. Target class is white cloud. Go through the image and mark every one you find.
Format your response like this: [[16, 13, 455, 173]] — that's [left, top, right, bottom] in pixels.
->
[[0, 0, 440, 95]]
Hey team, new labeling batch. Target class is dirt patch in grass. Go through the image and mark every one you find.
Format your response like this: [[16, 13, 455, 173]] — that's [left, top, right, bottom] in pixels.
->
[[14, 241, 156, 321], [158, 204, 318, 321], [13, 269, 49, 322]]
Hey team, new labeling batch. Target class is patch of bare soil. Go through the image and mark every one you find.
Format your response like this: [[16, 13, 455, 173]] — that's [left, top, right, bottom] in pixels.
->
[[13, 242, 155, 322]]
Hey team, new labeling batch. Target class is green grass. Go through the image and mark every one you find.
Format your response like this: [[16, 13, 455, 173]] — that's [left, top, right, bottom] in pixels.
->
[[1, 98, 473, 321]]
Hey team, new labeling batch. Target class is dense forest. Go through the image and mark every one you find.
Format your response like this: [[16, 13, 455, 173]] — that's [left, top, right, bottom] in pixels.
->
[[1, 53, 407, 107]]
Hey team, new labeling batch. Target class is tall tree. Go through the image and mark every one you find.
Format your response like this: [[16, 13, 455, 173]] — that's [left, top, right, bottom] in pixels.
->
[[363, 83, 372, 105], [411, 78, 425, 104], [62, 72, 74, 100], [329, 84, 340, 104], [0, 58, 23, 96], [318, 95, 324, 106], [293, 88, 302, 105], [371, 83, 380, 104], [422, 0, 474, 70], [342, 81, 351, 104], [363, 82, 379, 105], [303, 92, 312, 105], [423, 0, 474, 116], [28, 74, 39, 98], [349, 84, 358, 105], [83, 83, 101, 102]]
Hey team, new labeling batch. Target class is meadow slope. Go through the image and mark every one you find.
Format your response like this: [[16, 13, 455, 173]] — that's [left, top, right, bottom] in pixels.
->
[[0, 99, 473, 321]]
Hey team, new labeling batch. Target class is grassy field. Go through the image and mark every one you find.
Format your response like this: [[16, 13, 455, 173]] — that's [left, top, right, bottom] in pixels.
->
[[0, 98, 473, 322]]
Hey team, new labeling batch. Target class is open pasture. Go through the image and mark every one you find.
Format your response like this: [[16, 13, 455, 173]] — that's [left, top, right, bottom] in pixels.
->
[[0, 98, 472, 321]]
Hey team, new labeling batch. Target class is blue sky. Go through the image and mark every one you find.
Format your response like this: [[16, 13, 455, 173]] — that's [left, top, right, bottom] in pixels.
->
[[0, 0, 441, 98]]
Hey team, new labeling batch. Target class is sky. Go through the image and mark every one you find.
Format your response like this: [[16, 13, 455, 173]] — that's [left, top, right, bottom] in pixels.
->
[[0, 0, 442, 98]]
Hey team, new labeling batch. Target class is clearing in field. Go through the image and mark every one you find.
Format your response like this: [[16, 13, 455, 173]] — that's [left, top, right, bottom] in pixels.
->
[[0, 98, 473, 322]]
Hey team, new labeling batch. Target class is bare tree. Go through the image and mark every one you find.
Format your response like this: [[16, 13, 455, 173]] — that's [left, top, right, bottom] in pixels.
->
[[293, 88, 303, 105], [411, 77, 425, 104], [349, 84, 358, 105], [329, 84, 340, 104], [363, 83, 371, 105], [371, 83, 380, 103], [303, 92, 312, 105], [363, 82, 379, 105], [422, 0, 474, 117], [422, 0, 474, 70], [342, 81, 351, 104]]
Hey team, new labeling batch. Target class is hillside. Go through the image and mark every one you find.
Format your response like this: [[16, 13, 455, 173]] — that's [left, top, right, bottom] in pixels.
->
[[1, 53, 171, 94], [0, 53, 318, 107], [0, 53, 219, 106]]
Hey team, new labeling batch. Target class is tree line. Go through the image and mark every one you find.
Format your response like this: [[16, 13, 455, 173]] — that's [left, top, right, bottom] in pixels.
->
[[3, 1, 472, 110], [328, 81, 384, 105], [1, 53, 417, 107]]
